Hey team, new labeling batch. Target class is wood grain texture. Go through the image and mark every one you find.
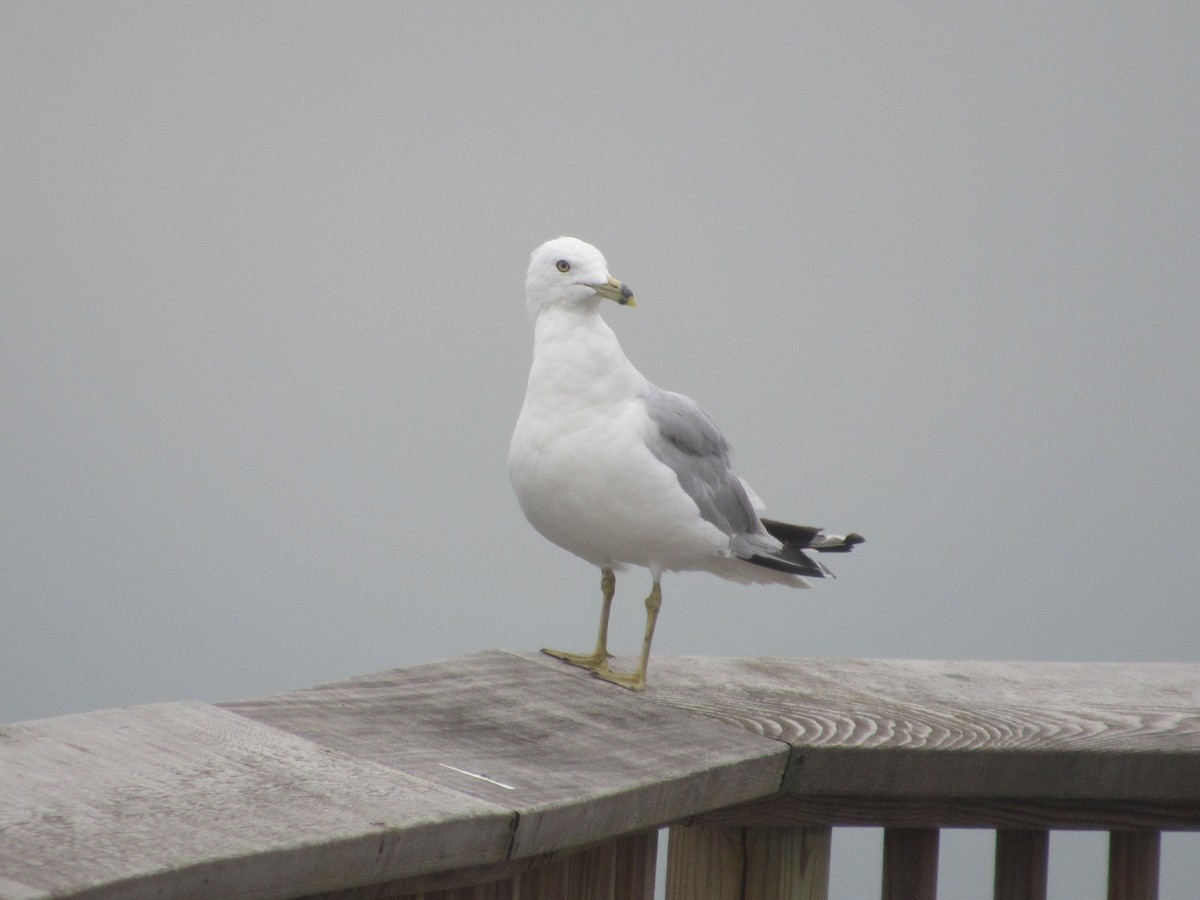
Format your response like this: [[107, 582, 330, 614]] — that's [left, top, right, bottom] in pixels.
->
[[665, 824, 744, 900], [664, 824, 830, 900], [1107, 831, 1160, 900], [299, 832, 652, 899], [222, 650, 787, 859], [881, 828, 939, 900], [0, 702, 513, 900], [0, 877, 50, 900], [642, 657, 1200, 800], [4, 652, 1199, 899], [743, 826, 831, 900], [404, 883, 514, 900], [509, 830, 656, 900], [613, 829, 660, 900], [993, 830, 1048, 900], [687, 794, 1200, 831]]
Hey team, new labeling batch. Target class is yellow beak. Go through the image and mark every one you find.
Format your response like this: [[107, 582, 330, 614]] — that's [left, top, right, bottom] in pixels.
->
[[591, 275, 636, 307]]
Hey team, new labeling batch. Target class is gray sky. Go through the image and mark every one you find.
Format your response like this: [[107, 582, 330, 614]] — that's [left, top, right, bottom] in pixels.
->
[[2, 3, 1197, 897]]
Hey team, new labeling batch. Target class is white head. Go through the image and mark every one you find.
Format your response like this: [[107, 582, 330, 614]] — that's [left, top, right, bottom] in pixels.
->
[[525, 236, 635, 316]]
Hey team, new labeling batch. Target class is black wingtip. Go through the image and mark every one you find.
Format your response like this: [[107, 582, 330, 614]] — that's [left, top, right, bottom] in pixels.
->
[[759, 519, 821, 547], [760, 519, 865, 552], [747, 552, 832, 579]]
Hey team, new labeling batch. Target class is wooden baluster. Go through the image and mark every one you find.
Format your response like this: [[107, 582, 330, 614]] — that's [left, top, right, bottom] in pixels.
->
[[1107, 831, 1160, 900], [882, 828, 939, 900], [666, 825, 743, 900], [665, 823, 831, 900], [744, 826, 831, 900], [994, 829, 1048, 900], [614, 830, 659, 900], [420, 882, 516, 900], [512, 831, 657, 900]]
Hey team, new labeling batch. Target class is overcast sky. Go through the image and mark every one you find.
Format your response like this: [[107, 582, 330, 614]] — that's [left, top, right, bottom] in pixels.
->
[[2, 3, 1197, 897]]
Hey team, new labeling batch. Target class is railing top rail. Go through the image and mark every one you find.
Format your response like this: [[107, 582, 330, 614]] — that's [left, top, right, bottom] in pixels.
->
[[2, 650, 1198, 899]]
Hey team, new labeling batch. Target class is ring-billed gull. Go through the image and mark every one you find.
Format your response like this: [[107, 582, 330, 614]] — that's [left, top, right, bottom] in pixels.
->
[[509, 237, 863, 690]]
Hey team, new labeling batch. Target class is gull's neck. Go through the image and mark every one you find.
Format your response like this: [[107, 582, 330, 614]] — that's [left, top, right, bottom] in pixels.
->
[[525, 304, 649, 407]]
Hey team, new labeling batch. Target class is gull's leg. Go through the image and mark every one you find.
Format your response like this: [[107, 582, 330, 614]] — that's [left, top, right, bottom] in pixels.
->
[[593, 578, 661, 691], [541, 567, 616, 672]]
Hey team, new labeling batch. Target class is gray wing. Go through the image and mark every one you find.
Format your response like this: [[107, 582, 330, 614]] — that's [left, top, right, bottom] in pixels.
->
[[643, 387, 759, 537]]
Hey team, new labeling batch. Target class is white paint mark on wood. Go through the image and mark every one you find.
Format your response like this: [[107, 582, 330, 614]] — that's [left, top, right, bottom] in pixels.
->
[[439, 763, 517, 790]]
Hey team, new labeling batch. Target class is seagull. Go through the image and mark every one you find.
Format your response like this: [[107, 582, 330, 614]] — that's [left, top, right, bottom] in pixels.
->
[[509, 237, 862, 690]]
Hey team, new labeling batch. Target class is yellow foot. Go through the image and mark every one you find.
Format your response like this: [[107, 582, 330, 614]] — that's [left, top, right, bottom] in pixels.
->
[[590, 667, 646, 692], [540, 647, 613, 673]]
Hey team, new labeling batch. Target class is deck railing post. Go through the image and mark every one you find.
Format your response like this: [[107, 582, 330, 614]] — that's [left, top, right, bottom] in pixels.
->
[[665, 824, 831, 900], [1107, 830, 1160, 900], [744, 826, 831, 900], [512, 831, 658, 900], [6, 654, 1199, 898], [614, 830, 660, 900], [993, 829, 1049, 900], [882, 827, 939, 900], [666, 824, 742, 899]]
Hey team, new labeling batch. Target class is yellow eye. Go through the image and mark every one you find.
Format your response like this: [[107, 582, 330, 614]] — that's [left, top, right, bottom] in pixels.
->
[[555, 259, 571, 273]]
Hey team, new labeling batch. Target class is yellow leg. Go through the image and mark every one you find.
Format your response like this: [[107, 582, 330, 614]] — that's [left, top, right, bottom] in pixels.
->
[[593, 579, 661, 691], [542, 567, 616, 672]]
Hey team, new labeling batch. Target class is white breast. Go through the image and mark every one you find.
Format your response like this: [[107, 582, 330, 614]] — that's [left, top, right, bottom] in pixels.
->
[[508, 308, 730, 571]]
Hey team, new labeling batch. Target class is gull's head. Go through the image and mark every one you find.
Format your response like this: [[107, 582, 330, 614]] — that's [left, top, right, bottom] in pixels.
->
[[525, 236, 635, 316]]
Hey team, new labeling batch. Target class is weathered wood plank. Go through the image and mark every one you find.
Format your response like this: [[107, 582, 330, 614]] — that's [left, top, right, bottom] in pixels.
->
[[0, 876, 51, 900], [993, 830, 1048, 900], [882, 828, 939, 900], [514, 831, 657, 900], [642, 657, 1200, 801], [221, 650, 787, 859], [663, 824, 829, 900], [647, 657, 1200, 750], [743, 826, 831, 900], [5, 652, 1200, 900], [612, 829, 659, 900], [412, 883, 514, 900], [0, 702, 514, 900], [1107, 831, 1160, 900], [322, 831, 656, 900], [686, 795, 1200, 831], [665, 824, 744, 899]]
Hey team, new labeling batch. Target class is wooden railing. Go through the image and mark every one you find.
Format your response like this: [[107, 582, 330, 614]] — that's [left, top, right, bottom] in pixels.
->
[[2, 650, 1197, 899]]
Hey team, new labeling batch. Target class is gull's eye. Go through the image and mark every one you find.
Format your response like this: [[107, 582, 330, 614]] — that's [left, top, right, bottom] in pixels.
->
[[555, 259, 571, 273]]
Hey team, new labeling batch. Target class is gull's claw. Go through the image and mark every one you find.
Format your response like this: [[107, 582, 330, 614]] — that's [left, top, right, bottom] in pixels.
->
[[590, 665, 646, 692], [540, 647, 613, 673]]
